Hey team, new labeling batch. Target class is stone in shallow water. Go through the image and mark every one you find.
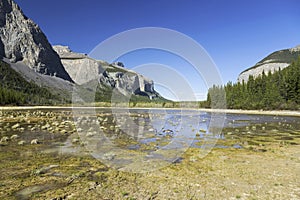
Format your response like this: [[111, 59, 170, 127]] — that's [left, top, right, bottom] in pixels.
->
[[0, 136, 9, 143], [32, 165, 59, 175], [12, 123, 20, 129], [102, 152, 116, 161], [10, 134, 19, 140], [18, 140, 26, 145], [86, 132, 96, 137], [31, 139, 39, 145], [72, 138, 80, 144]]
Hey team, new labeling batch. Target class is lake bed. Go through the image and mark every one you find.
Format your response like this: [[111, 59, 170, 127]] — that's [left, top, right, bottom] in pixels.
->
[[0, 108, 299, 199]]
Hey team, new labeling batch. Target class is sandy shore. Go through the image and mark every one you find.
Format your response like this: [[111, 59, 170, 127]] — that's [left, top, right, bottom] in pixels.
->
[[1, 106, 300, 116]]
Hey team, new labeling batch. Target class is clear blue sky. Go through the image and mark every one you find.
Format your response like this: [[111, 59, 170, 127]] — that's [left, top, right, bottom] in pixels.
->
[[15, 0, 300, 100]]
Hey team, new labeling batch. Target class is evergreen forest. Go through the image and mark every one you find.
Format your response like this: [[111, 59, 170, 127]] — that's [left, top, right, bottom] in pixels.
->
[[207, 57, 300, 110]]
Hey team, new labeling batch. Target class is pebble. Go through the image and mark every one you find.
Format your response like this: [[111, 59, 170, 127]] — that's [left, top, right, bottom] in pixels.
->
[[10, 134, 19, 140], [12, 123, 20, 129], [31, 139, 39, 145], [72, 138, 80, 144], [60, 129, 68, 134], [86, 132, 96, 137], [18, 140, 26, 145], [0, 136, 9, 143], [102, 152, 115, 160]]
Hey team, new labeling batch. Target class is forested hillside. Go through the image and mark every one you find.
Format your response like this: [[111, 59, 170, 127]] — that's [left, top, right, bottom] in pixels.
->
[[0, 61, 66, 105], [207, 57, 300, 110]]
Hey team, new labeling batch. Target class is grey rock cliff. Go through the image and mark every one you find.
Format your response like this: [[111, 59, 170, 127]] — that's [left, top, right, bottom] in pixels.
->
[[53, 45, 157, 98], [238, 62, 290, 83], [53, 45, 99, 85], [0, 0, 73, 82], [238, 45, 300, 82]]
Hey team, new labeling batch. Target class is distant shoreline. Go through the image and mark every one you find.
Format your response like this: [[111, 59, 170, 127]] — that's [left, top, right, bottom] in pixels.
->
[[1, 106, 300, 117]]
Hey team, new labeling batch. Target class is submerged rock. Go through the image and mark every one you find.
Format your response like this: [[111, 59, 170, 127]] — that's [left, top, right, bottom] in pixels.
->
[[30, 139, 39, 145], [18, 140, 26, 145], [10, 134, 19, 140], [0, 136, 9, 143], [32, 165, 59, 176], [12, 123, 20, 129]]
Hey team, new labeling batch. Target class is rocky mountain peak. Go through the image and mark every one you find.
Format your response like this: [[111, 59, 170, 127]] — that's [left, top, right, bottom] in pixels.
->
[[53, 45, 87, 59], [238, 45, 300, 82], [290, 45, 300, 52], [53, 45, 158, 99], [53, 45, 72, 54], [0, 0, 73, 82]]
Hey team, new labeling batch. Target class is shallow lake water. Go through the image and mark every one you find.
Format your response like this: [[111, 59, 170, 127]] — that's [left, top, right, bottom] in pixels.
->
[[1, 108, 300, 153], [0, 108, 300, 198]]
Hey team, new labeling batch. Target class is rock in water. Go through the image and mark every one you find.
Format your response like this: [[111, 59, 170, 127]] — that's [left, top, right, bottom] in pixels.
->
[[0, 0, 73, 82]]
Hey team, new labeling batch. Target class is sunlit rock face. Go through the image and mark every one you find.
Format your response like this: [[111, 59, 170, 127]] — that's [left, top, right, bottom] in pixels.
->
[[0, 0, 72, 81], [238, 63, 290, 83], [238, 45, 300, 83], [53, 45, 157, 98]]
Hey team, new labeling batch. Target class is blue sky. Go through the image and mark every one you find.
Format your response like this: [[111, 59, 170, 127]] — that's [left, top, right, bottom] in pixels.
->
[[15, 0, 300, 100]]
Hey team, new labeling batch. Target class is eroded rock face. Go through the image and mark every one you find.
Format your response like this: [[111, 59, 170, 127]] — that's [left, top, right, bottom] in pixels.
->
[[0, 0, 73, 82], [53, 45, 156, 98], [53, 45, 99, 85], [238, 45, 300, 82], [238, 62, 290, 82]]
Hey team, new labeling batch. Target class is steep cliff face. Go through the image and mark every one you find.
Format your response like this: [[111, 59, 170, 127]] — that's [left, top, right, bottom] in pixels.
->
[[53, 45, 99, 85], [53, 45, 157, 99], [238, 63, 290, 82], [238, 45, 300, 82], [0, 0, 73, 82]]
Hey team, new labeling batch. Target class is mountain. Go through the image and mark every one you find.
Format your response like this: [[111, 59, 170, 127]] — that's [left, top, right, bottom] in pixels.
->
[[0, 60, 69, 105], [238, 45, 300, 82], [0, 0, 163, 105], [0, 0, 73, 82], [207, 45, 300, 110], [53, 45, 160, 100], [208, 56, 300, 110]]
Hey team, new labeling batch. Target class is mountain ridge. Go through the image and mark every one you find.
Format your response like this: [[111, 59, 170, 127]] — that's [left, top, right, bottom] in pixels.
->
[[0, 0, 163, 105], [53, 45, 160, 100], [238, 45, 300, 82], [0, 0, 73, 82]]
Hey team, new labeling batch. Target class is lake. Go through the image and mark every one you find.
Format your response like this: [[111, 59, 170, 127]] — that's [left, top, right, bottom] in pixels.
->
[[0, 108, 299, 199]]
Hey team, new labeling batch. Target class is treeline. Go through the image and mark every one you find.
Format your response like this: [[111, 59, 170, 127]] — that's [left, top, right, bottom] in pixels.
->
[[0, 61, 65, 105], [207, 57, 300, 110]]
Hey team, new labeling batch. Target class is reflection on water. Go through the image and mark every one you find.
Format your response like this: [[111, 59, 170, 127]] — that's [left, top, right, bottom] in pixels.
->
[[1, 108, 299, 198], [1, 108, 300, 172], [69, 108, 225, 171]]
